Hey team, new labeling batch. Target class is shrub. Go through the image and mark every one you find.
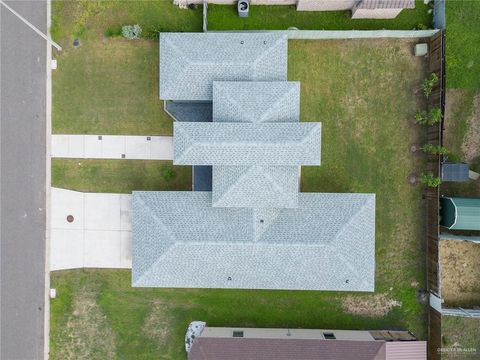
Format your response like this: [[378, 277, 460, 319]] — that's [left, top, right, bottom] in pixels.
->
[[421, 144, 449, 155], [105, 26, 122, 37], [415, 110, 428, 124], [422, 73, 439, 98], [122, 24, 142, 40], [420, 174, 442, 187], [162, 168, 176, 181], [428, 108, 443, 125], [416, 23, 428, 30]]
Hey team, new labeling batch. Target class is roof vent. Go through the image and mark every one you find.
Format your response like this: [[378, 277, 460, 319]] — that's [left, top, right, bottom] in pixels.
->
[[240, 40, 244, 44], [227, 276, 232, 281], [259, 219, 264, 223]]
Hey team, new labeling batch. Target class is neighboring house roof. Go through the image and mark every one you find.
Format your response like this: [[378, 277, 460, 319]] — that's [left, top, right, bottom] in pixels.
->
[[159, 33, 288, 100], [132, 191, 375, 290], [173, 122, 321, 166], [188, 338, 386, 360], [212, 166, 299, 208], [356, 0, 415, 9], [385, 341, 427, 360], [212, 81, 300, 123]]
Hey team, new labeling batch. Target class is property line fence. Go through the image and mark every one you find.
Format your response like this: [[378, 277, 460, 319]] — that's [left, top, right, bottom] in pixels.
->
[[426, 29, 445, 360], [209, 29, 439, 39]]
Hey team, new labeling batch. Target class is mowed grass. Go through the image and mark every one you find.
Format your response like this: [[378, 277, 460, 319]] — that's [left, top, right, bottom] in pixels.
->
[[207, 1, 432, 31], [445, 0, 480, 91], [51, 39, 429, 359], [51, 1, 202, 135], [441, 316, 480, 360], [52, 159, 191, 193], [442, 1, 480, 197]]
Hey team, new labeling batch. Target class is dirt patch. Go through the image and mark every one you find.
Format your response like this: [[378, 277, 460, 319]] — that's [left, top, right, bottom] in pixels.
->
[[341, 293, 402, 317], [142, 300, 173, 348], [440, 240, 480, 307], [462, 94, 480, 162], [55, 283, 117, 360]]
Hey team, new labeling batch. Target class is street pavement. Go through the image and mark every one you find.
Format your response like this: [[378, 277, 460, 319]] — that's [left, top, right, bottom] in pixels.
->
[[1, 1, 47, 359], [52, 134, 174, 160]]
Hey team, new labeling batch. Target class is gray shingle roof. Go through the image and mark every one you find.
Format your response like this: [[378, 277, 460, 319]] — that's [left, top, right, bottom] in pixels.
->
[[159, 33, 288, 101], [132, 191, 375, 291], [212, 166, 299, 208], [212, 81, 300, 123], [173, 122, 321, 166]]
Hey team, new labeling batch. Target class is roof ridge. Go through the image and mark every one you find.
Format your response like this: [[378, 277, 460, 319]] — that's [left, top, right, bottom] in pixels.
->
[[259, 84, 299, 123], [330, 196, 375, 287], [252, 34, 287, 74], [133, 195, 177, 285], [215, 167, 291, 207]]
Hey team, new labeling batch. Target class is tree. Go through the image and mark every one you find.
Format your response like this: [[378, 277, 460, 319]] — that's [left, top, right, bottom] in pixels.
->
[[122, 24, 142, 40], [420, 173, 441, 187], [428, 108, 442, 125], [422, 73, 439, 98]]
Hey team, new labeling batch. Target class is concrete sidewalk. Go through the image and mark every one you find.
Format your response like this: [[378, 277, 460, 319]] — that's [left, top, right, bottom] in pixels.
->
[[50, 188, 132, 270], [52, 134, 173, 160]]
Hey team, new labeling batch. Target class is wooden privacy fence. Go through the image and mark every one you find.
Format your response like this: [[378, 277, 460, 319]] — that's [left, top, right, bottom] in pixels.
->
[[426, 30, 445, 360]]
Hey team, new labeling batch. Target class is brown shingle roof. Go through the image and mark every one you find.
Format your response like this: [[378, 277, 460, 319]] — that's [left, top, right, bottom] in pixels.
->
[[188, 338, 386, 360]]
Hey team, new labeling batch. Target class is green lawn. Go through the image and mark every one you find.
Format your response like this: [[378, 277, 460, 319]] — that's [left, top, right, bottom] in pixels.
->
[[441, 316, 480, 360], [51, 39, 429, 359], [51, 1, 202, 135], [52, 160, 191, 193], [442, 1, 480, 197], [445, 0, 480, 91], [207, 1, 432, 31]]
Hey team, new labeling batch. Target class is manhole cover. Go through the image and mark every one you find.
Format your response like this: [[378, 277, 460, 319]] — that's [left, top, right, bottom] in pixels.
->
[[67, 215, 74, 223], [408, 174, 418, 186], [73, 38, 80, 47]]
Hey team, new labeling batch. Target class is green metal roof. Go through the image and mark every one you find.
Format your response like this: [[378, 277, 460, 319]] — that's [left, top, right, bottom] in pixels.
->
[[440, 197, 480, 230]]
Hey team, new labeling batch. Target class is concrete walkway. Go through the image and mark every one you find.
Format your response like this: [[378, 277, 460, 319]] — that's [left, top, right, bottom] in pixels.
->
[[52, 134, 173, 160], [50, 188, 132, 271]]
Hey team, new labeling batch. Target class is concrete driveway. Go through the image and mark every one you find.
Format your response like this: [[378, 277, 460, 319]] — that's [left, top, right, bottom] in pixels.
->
[[50, 188, 132, 270], [52, 134, 173, 160]]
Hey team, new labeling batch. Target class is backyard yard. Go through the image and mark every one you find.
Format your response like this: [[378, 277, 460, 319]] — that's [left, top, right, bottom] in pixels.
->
[[442, 1, 480, 198], [51, 34, 430, 358], [207, 0, 432, 31], [441, 316, 480, 360], [439, 240, 480, 307]]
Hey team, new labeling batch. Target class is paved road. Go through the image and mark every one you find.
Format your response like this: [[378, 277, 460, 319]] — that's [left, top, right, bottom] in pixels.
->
[[1, 1, 47, 359]]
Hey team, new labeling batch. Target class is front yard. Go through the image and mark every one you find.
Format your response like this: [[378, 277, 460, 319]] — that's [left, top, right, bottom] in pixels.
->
[[51, 34, 430, 359]]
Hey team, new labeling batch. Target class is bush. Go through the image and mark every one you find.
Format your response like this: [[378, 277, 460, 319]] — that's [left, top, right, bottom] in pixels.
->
[[421, 144, 449, 155], [420, 173, 441, 187], [422, 73, 439, 97], [162, 168, 176, 181], [415, 110, 428, 124], [105, 26, 122, 37], [122, 24, 142, 40], [428, 108, 443, 125], [415, 108, 442, 125]]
